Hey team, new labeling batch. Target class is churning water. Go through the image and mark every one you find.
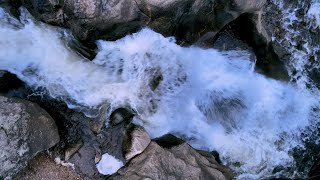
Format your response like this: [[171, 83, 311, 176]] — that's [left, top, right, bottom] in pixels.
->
[[0, 7, 319, 179]]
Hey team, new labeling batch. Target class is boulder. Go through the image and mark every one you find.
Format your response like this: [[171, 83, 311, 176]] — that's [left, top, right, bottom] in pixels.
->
[[109, 136, 233, 180], [122, 124, 151, 161], [20, 0, 266, 44], [109, 108, 134, 127], [0, 95, 60, 179]]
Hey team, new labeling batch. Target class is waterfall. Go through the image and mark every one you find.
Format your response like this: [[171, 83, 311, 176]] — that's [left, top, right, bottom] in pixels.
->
[[0, 7, 319, 179]]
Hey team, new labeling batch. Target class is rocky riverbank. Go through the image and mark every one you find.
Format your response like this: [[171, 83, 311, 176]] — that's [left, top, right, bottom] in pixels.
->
[[0, 0, 319, 179]]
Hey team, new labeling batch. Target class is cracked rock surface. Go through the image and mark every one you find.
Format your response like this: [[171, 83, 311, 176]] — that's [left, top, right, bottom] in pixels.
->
[[0, 95, 60, 179]]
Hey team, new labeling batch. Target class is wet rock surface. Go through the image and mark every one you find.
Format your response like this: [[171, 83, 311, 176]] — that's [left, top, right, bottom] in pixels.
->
[[0, 95, 60, 179], [109, 139, 233, 180], [0, 71, 24, 93]]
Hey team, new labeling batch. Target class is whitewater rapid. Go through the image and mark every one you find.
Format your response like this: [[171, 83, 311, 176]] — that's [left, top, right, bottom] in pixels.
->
[[0, 8, 319, 179]]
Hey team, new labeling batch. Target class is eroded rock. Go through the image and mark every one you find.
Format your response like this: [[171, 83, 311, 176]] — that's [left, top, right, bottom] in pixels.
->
[[0, 95, 60, 179], [109, 139, 233, 180]]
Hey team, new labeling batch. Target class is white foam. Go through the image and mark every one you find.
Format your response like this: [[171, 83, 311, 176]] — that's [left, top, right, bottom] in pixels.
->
[[0, 7, 319, 179], [308, 1, 320, 27], [96, 153, 123, 175]]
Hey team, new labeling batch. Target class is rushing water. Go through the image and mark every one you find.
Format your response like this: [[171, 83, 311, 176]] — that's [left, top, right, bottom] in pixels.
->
[[0, 7, 319, 179]]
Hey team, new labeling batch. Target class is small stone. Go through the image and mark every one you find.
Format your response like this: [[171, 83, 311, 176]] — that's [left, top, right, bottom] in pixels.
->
[[109, 108, 134, 127]]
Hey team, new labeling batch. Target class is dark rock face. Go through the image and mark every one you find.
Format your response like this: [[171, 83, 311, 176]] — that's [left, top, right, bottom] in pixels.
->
[[212, 12, 289, 81], [109, 141, 233, 180], [109, 108, 134, 127], [0, 95, 60, 179], [0, 71, 24, 93], [20, 0, 266, 44]]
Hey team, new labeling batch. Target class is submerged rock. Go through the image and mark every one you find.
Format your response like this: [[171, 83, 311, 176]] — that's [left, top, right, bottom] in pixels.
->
[[0, 95, 60, 179], [109, 136, 233, 180]]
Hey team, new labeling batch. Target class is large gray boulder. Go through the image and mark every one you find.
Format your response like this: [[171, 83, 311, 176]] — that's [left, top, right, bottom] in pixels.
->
[[0, 95, 60, 179], [109, 137, 233, 180], [21, 0, 266, 44]]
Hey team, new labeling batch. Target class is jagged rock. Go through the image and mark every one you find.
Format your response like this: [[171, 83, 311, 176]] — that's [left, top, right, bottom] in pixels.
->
[[109, 137, 233, 180], [0, 95, 60, 179], [97, 123, 126, 162], [68, 144, 105, 180], [122, 124, 151, 161], [20, 0, 266, 44]]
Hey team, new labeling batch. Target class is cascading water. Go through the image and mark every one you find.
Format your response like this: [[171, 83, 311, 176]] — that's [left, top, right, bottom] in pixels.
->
[[0, 7, 319, 180], [269, 0, 320, 91]]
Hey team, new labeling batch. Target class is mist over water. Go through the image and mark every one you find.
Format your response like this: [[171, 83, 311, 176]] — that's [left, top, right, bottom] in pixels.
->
[[0, 8, 319, 179]]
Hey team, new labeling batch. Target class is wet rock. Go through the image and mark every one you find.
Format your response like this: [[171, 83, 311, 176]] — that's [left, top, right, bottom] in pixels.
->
[[0, 95, 60, 179], [21, 0, 266, 44], [309, 157, 320, 179], [0, 0, 21, 18], [109, 108, 134, 127], [0, 71, 24, 93], [109, 139, 233, 180], [212, 12, 289, 81], [90, 104, 108, 134], [97, 123, 126, 162], [262, 0, 319, 83], [123, 124, 151, 161], [154, 134, 185, 148]]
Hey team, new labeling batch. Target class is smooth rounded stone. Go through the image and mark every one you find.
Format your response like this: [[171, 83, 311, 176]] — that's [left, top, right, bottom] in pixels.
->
[[0, 95, 60, 179], [20, 0, 266, 44], [123, 124, 151, 161], [109, 141, 233, 180], [109, 108, 134, 127]]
